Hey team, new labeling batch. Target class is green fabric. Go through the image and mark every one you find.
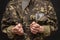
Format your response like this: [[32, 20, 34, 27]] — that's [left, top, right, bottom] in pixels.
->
[[2, 25, 15, 39], [43, 25, 51, 36]]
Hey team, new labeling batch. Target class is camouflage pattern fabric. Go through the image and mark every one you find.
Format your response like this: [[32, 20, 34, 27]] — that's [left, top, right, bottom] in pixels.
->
[[1, 0, 58, 40]]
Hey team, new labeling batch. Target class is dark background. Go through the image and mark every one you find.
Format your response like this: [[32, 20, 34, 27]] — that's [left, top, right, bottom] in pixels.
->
[[0, 0, 60, 40]]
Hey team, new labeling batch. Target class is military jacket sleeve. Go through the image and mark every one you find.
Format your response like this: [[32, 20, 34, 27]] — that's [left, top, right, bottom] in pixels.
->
[[41, 1, 58, 36], [1, 2, 21, 39]]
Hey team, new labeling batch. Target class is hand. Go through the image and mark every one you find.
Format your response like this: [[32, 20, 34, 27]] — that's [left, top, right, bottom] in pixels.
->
[[38, 26, 44, 33], [30, 21, 39, 34], [30, 21, 44, 34], [11, 23, 24, 35]]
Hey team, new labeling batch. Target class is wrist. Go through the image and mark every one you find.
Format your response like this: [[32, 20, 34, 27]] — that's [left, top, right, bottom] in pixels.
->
[[38, 26, 44, 33]]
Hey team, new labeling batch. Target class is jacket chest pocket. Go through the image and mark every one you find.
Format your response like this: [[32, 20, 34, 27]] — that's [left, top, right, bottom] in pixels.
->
[[29, 11, 48, 25], [30, 11, 45, 21]]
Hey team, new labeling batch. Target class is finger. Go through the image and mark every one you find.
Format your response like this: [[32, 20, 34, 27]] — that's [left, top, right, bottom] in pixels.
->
[[16, 32, 24, 35], [30, 24, 37, 28], [35, 24, 40, 26], [35, 28, 40, 31], [30, 22, 37, 28], [30, 26, 35, 30], [19, 30, 24, 34], [11, 27, 21, 34], [30, 26, 38, 31], [18, 28, 23, 32], [30, 25, 38, 28], [31, 30, 38, 34], [18, 28, 24, 33], [31, 28, 38, 31], [35, 24, 40, 28], [35, 26, 44, 31], [16, 23, 22, 28], [31, 28, 38, 32], [17, 29, 24, 35], [31, 21, 36, 25]]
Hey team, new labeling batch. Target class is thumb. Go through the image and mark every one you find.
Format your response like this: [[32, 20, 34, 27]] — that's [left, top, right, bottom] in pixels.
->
[[16, 23, 22, 28]]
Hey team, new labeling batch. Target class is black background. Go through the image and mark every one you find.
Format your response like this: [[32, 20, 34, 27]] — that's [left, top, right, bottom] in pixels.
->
[[0, 0, 60, 40]]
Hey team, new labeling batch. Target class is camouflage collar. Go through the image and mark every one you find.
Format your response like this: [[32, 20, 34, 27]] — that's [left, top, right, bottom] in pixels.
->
[[22, 0, 30, 11]]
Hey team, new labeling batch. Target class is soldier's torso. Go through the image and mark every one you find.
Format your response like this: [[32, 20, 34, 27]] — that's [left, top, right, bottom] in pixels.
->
[[5, 0, 52, 40], [8, 0, 49, 24]]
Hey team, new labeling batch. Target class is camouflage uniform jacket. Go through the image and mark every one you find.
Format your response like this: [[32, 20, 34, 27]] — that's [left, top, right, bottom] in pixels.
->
[[1, 0, 58, 40]]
